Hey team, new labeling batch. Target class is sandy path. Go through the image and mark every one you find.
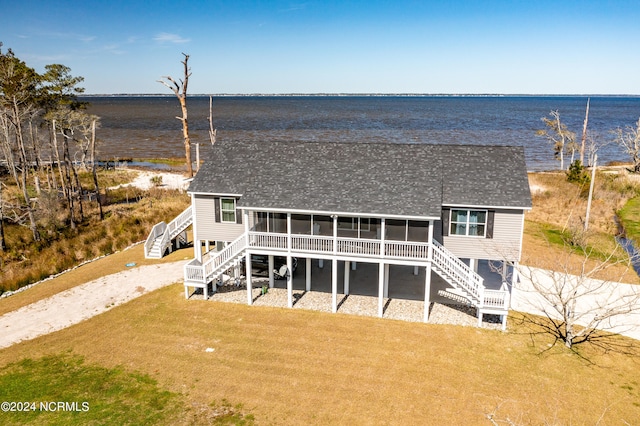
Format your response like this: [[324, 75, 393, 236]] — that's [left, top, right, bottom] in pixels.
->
[[0, 261, 187, 349], [109, 169, 191, 191]]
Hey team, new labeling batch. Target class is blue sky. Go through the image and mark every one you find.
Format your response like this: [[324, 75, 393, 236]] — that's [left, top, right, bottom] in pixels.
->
[[3, 0, 640, 94]]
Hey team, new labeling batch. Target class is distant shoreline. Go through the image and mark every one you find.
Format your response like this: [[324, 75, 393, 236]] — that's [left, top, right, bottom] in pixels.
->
[[80, 93, 640, 98]]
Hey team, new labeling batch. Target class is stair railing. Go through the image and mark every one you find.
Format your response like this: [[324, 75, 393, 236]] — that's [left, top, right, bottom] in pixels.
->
[[431, 240, 483, 303], [144, 222, 167, 257], [185, 233, 249, 285]]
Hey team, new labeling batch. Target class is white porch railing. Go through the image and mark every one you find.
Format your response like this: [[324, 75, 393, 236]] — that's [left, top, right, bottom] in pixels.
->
[[248, 232, 431, 260], [184, 230, 508, 314], [481, 289, 510, 310]]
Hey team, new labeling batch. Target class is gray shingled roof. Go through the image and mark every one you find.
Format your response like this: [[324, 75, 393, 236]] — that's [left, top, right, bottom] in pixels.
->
[[188, 140, 532, 218]]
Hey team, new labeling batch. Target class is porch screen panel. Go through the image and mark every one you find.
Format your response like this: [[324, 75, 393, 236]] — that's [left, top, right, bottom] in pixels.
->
[[291, 214, 311, 234], [313, 215, 332, 236], [407, 220, 429, 242], [386, 219, 406, 241]]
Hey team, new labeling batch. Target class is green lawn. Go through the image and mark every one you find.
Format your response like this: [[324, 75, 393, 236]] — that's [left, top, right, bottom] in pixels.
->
[[1, 284, 639, 425], [619, 196, 640, 247]]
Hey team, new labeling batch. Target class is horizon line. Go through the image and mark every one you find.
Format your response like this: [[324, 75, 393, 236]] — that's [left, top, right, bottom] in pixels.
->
[[79, 93, 640, 97]]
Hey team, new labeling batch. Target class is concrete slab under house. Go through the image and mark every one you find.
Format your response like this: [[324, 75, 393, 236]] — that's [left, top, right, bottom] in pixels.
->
[[145, 140, 532, 330]]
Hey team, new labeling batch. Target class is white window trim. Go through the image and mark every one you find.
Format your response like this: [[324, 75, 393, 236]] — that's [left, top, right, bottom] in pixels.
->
[[220, 198, 236, 223], [449, 209, 488, 238]]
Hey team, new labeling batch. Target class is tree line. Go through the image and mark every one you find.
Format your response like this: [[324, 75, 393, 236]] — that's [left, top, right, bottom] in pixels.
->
[[0, 43, 101, 251]]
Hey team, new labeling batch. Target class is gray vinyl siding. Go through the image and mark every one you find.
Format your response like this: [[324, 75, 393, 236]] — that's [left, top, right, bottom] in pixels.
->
[[193, 194, 244, 242], [441, 208, 524, 261]]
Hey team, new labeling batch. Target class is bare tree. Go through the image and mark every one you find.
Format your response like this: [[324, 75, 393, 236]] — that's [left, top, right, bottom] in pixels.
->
[[579, 98, 590, 165], [158, 53, 193, 177], [0, 47, 41, 241], [536, 110, 577, 170], [90, 118, 103, 220], [511, 242, 640, 352], [613, 118, 640, 173], [0, 181, 6, 251]]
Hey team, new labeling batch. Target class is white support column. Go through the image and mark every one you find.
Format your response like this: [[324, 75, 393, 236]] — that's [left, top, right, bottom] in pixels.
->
[[424, 263, 432, 322], [380, 218, 386, 257], [287, 213, 292, 252], [195, 240, 202, 262], [344, 261, 350, 295], [378, 262, 385, 317], [424, 219, 434, 322], [268, 255, 275, 288], [245, 253, 253, 306], [383, 264, 390, 298], [192, 195, 200, 261], [205, 240, 210, 252], [510, 262, 519, 310], [244, 210, 252, 306], [332, 259, 338, 313], [306, 257, 312, 291], [333, 215, 338, 255], [287, 255, 293, 308]]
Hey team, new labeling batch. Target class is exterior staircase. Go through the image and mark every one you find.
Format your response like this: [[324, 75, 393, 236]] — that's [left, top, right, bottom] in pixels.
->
[[431, 240, 509, 326], [183, 233, 248, 299], [144, 206, 193, 259]]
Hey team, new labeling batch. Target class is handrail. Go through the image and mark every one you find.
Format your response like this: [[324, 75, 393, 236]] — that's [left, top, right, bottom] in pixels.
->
[[185, 233, 248, 284], [167, 206, 193, 238], [202, 233, 248, 283], [145, 206, 193, 258], [144, 222, 167, 256], [432, 240, 483, 302]]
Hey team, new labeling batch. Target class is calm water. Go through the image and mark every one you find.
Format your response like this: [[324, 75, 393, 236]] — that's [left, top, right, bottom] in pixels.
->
[[82, 95, 640, 170]]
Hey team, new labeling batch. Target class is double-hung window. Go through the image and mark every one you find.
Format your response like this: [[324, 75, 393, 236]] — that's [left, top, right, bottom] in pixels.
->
[[450, 209, 487, 237], [220, 198, 236, 223]]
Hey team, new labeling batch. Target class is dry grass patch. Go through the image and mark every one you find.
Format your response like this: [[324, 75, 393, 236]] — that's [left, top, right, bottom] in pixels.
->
[[2, 286, 639, 424], [0, 178, 190, 294], [524, 170, 640, 284]]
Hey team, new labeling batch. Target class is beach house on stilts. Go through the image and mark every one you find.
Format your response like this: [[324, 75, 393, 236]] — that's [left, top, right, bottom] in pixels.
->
[[149, 140, 532, 329]]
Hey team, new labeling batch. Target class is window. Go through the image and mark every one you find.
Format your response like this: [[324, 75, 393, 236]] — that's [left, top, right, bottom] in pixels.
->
[[220, 198, 236, 223], [450, 209, 486, 237]]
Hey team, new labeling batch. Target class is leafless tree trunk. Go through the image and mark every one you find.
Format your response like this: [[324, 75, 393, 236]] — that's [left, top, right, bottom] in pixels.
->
[[584, 154, 597, 232], [0, 182, 6, 251], [536, 110, 577, 171], [90, 119, 103, 220], [580, 98, 590, 165], [613, 118, 640, 173], [158, 53, 193, 177]]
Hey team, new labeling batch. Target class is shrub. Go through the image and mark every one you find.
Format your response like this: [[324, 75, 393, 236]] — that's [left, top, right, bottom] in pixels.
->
[[566, 160, 590, 185], [150, 175, 163, 187]]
